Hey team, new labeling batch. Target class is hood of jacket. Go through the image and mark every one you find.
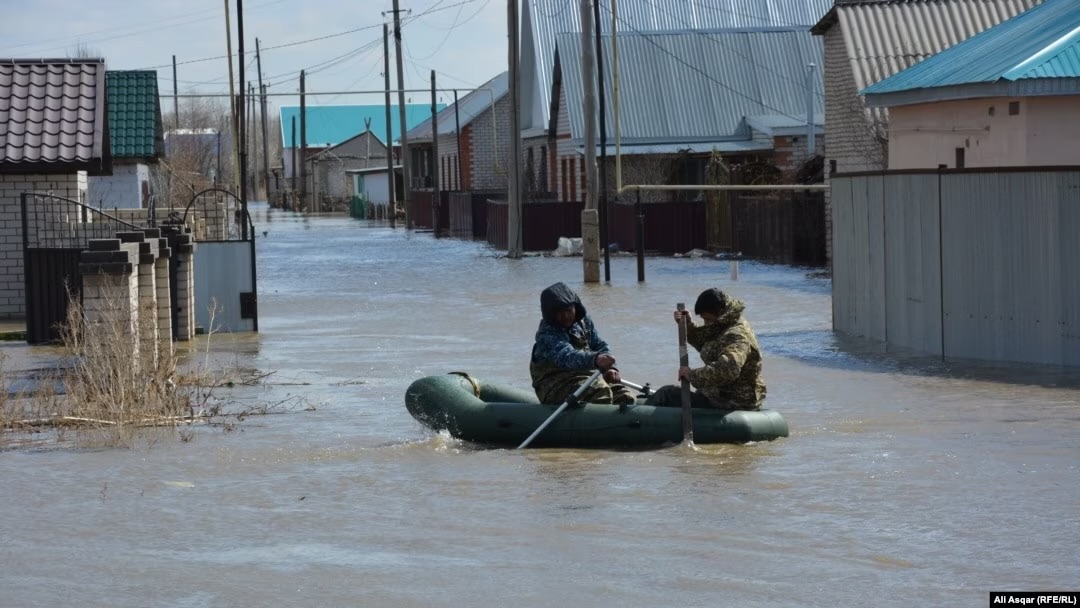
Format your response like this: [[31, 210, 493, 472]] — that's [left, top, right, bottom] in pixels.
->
[[540, 282, 586, 325]]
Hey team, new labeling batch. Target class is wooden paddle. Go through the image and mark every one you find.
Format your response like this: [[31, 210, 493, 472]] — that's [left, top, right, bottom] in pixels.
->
[[677, 302, 694, 444], [517, 369, 603, 449]]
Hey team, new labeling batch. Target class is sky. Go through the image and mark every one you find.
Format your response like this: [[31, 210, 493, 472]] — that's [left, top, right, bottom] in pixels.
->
[[0, 0, 509, 112]]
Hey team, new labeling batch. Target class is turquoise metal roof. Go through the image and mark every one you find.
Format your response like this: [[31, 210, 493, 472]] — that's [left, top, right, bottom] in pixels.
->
[[279, 104, 440, 148], [862, 0, 1080, 95]]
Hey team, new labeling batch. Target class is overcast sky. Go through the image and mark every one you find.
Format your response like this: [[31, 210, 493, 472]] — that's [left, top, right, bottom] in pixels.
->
[[0, 0, 508, 110]]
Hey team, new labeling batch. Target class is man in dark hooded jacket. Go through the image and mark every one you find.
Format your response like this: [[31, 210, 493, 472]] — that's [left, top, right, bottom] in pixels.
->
[[530, 282, 637, 406], [646, 288, 766, 411]]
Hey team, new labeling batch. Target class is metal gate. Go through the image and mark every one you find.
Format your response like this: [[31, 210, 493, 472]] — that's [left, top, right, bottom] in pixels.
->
[[184, 188, 258, 334], [21, 193, 143, 344]]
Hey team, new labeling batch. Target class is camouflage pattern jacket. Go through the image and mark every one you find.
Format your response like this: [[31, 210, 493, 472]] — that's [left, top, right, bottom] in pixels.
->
[[686, 299, 767, 409]]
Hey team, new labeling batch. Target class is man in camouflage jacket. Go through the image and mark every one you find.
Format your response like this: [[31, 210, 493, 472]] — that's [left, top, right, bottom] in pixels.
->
[[530, 282, 637, 406], [647, 288, 767, 411]]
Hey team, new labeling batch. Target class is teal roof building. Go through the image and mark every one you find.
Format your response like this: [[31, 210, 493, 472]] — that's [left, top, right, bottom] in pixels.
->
[[279, 104, 440, 148]]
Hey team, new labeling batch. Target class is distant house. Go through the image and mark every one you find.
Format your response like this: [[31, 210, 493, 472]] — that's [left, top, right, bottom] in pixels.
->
[[278, 104, 434, 195], [86, 70, 164, 210], [308, 128, 389, 205], [0, 58, 110, 319], [549, 28, 824, 202], [861, 0, 1080, 169], [403, 71, 510, 194]]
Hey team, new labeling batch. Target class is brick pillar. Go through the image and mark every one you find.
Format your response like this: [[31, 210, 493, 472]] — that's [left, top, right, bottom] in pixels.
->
[[152, 231, 173, 358], [80, 238, 140, 373], [172, 231, 196, 341], [119, 231, 160, 369]]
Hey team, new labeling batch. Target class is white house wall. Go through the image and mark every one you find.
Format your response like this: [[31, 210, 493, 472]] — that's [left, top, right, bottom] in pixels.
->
[[86, 163, 148, 210], [888, 95, 1080, 169]]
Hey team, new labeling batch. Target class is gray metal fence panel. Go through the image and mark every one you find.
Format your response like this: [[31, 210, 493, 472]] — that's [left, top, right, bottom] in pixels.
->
[[832, 174, 888, 340], [940, 171, 1073, 365], [884, 173, 943, 356], [194, 241, 255, 333]]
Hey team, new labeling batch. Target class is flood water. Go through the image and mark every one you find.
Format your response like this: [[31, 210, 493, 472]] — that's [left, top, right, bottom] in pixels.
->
[[2, 202, 1078, 607]]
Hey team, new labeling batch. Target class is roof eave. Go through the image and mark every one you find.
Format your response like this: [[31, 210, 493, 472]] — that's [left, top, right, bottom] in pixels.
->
[[864, 78, 1080, 108]]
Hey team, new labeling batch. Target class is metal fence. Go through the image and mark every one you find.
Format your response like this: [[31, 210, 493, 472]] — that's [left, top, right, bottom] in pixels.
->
[[831, 168, 1080, 366]]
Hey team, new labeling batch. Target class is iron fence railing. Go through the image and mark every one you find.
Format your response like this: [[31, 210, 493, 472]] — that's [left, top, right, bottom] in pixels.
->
[[21, 192, 143, 251]]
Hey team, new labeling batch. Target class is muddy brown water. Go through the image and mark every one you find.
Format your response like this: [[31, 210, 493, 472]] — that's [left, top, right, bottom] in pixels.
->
[[1, 202, 1077, 607]]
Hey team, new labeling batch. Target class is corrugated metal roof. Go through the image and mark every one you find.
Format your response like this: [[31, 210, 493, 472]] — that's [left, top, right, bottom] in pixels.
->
[[405, 71, 509, 142], [0, 58, 108, 173], [828, 0, 1042, 94], [278, 104, 437, 148], [523, 0, 833, 128], [863, 0, 1080, 96], [106, 70, 163, 159], [556, 28, 824, 143]]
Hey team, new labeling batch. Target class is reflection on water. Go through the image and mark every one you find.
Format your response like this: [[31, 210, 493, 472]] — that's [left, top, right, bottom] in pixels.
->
[[1, 202, 1077, 607]]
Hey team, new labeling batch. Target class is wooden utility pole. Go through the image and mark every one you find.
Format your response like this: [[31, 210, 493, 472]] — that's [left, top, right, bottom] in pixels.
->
[[580, 0, 599, 282], [391, 0, 412, 228], [299, 70, 307, 211], [383, 23, 397, 227], [430, 70, 440, 235], [257, 38, 271, 203], [507, 0, 523, 257]]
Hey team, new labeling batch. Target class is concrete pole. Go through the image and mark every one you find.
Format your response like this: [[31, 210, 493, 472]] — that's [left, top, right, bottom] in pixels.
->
[[431, 70, 440, 235], [807, 63, 817, 158], [507, 0, 523, 257], [392, 0, 412, 228], [383, 23, 397, 226], [580, 0, 600, 282]]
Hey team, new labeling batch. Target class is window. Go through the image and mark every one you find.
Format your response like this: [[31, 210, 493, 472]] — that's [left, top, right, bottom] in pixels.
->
[[1009, 101, 1020, 116], [955, 148, 965, 169]]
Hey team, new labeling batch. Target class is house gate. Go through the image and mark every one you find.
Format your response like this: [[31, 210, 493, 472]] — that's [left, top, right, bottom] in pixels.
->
[[20, 193, 145, 344]]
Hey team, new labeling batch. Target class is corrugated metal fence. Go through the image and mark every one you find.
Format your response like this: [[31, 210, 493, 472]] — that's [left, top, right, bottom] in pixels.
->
[[831, 168, 1080, 366]]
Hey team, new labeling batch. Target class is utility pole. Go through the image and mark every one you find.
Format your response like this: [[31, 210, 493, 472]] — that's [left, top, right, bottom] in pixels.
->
[[299, 70, 307, 211], [257, 38, 271, 203], [172, 55, 179, 129], [593, 0, 610, 282], [454, 89, 462, 188], [237, 0, 248, 239], [507, 0, 523, 257], [579, 0, 599, 282], [430, 70, 440, 235], [391, 0, 412, 228], [806, 63, 817, 158], [224, 0, 239, 191], [290, 116, 297, 203], [383, 23, 397, 228]]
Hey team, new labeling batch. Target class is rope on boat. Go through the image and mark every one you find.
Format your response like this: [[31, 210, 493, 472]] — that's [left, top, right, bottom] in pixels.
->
[[447, 371, 481, 397]]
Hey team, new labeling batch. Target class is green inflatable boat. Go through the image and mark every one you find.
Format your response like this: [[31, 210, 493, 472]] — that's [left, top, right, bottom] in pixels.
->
[[405, 373, 789, 448]]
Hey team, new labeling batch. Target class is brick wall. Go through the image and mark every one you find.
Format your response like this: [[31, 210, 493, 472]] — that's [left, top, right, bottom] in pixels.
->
[[0, 173, 82, 319], [469, 94, 512, 191], [773, 134, 823, 176]]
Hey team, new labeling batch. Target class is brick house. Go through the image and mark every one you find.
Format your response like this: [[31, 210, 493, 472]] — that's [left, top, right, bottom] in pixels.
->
[[0, 58, 110, 319], [403, 71, 511, 195], [861, 0, 1080, 169]]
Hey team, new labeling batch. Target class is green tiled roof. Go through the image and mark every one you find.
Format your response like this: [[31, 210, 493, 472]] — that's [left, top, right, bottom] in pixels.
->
[[106, 70, 164, 159]]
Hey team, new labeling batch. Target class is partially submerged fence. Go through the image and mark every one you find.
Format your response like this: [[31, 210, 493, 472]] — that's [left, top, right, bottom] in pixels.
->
[[831, 168, 1080, 366]]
